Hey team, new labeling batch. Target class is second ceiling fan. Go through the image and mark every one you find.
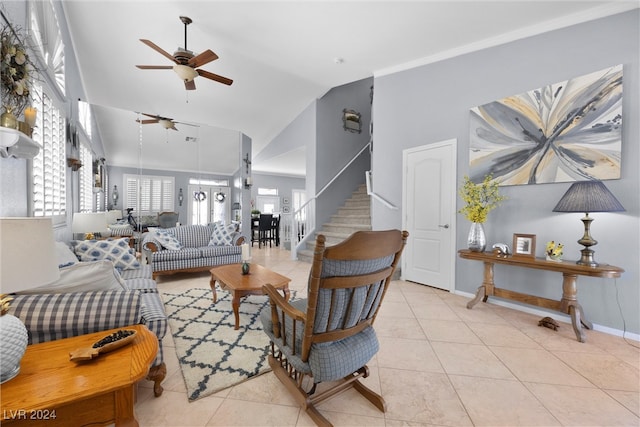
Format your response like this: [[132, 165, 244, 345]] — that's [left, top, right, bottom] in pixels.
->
[[136, 16, 233, 90]]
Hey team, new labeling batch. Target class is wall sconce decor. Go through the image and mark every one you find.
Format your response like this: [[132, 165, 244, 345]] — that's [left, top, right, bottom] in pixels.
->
[[244, 177, 253, 189], [178, 188, 184, 206], [243, 153, 252, 174], [342, 109, 362, 133], [112, 185, 119, 207], [552, 180, 625, 267], [66, 157, 83, 171]]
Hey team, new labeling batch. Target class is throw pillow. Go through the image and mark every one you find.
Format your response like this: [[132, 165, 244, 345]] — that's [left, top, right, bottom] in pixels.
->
[[74, 238, 141, 270], [54, 241, 79, 268], [16, 259, 127, 294], [209, 222, 236, 246], [153, 229, 182, 251]]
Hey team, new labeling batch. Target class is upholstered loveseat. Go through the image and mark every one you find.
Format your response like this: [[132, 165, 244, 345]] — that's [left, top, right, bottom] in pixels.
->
[[8, 239, 168, 397], [142, 223, 244, 279]]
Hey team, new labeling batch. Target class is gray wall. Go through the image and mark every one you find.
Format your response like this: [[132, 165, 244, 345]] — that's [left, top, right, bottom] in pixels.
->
[[314, 77, 372, 228], [109, 165, 239, 226], [372, 10, 640, 334]]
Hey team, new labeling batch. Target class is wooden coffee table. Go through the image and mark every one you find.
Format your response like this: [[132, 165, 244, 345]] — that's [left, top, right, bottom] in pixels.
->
[[209, 263, 291, 329], [1, 324, 157, 426]]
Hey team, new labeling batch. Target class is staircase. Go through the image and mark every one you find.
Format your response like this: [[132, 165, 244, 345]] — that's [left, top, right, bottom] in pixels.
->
[[296, 184, 371, 262]]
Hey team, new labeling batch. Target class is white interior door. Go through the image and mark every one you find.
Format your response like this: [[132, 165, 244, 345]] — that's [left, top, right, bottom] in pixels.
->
[[402, 140, 456, 291]]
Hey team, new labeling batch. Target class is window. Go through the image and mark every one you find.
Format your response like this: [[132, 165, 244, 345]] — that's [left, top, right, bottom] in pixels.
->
[[78, 140, 93, 212], [31, 84, 66, 222], [77, 100, 92, 139], [258, 187, 278, 196], [29, 0, 65, 94], [123, 174, 174, 214], [189, 178, 229, 187]]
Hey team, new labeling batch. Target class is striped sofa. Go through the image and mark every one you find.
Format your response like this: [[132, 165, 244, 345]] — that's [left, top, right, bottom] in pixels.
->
[[9, 263, 168, 398], [142, 224, 244, 279]]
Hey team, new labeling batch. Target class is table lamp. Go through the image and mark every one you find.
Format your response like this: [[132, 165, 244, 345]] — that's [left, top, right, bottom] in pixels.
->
[[552, 181, 625, 267], [0, 217, 60, 383], [105, 209, 122, 225], [72, 212, 108, 239]]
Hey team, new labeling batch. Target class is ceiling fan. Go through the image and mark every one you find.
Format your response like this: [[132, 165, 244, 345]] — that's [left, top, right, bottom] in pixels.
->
[[135, 16, 233, 90], [136, 113, 181, 130]]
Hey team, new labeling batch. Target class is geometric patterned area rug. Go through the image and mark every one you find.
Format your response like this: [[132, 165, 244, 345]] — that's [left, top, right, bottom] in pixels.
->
[[161, 287, 280, 401]]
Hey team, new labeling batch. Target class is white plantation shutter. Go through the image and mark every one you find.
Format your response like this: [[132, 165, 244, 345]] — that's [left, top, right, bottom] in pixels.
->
[[31, 84, 66, 222], [78, 142, 93, 212], [123, 174, 174, 214]]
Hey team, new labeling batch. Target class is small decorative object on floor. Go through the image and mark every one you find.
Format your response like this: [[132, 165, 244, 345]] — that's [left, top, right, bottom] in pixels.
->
[[545, 241, 563, 262], [538, 316, 560, 331], [458, 175, 506, 252]]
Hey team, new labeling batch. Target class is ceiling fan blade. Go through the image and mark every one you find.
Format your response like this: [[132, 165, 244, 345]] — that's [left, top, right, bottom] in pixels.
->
[[136, 119, 159, 124], [170, 124, 179, 131], [185, 80, 196, 90], [136, 65, 173, 70], [140, 39, 178, 63], [197, 69, 233, 86], [188, 49, 218, 68]]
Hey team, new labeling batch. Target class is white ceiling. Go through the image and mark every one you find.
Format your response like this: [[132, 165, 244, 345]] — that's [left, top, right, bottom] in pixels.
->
[[60, 1, 636, 177]]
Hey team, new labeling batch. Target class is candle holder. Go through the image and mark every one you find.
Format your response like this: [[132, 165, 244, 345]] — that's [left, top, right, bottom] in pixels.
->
[[241, 261, 250, 275]]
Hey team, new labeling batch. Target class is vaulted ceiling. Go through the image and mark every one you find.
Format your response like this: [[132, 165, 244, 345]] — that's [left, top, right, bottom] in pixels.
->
[[60, 1, 635, 177]]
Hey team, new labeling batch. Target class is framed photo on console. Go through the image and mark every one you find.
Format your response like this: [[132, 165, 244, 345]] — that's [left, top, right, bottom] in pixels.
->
[[513, 233, 536, 258]]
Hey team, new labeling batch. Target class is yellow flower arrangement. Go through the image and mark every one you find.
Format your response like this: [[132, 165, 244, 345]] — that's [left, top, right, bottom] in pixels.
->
[[545, 241, 563, 258], [458, 175, 506, 223]]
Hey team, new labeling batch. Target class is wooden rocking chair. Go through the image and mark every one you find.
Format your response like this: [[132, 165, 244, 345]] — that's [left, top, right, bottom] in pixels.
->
[[260, 230, 408, 426]]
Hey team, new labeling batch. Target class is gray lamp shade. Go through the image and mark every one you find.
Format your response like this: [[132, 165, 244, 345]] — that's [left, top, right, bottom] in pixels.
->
[[553, 181, 625, 213]]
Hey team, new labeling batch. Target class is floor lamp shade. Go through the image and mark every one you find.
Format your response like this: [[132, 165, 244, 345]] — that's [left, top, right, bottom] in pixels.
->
[[0, 217, 60, 383], [552, 181, 625, 266]]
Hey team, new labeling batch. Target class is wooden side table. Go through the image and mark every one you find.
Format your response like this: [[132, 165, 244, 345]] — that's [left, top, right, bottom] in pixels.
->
[[1, 324, 157, 426], [458, 250, 624, 342], [210, 263, 291, 329]]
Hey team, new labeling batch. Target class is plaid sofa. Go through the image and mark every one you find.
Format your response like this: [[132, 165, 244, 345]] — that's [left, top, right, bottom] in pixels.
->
[[142, 224, 243, 279], [9, 263, 168, 397]]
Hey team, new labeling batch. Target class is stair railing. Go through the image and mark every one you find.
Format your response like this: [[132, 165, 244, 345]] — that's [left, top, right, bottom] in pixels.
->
[[291, 143, 370, 260]]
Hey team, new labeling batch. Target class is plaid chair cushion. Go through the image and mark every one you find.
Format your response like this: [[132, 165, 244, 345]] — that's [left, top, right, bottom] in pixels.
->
[[260, 300, 379, 382]]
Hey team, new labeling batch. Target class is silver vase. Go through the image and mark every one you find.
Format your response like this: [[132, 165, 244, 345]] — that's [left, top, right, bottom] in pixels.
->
[[467, 222, 486, 252]]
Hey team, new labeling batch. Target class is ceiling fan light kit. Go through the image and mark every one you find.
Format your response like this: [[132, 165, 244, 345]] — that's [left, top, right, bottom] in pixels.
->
[[136, 16, 233, 90], [173, 64, 198, 82]]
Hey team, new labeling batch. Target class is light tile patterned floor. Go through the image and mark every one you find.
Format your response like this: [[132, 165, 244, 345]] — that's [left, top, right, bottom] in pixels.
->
[[135, 246, 640, 426]]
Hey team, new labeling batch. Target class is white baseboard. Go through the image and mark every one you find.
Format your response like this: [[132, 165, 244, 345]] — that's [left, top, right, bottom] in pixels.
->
[[453, 290, 640, 343]]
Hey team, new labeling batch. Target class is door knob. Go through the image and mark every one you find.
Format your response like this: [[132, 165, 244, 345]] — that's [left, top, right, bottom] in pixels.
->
[[439, 224, 449, 229]]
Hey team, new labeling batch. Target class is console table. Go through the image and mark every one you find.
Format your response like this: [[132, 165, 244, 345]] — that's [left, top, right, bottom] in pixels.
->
[[458, 249, 624, 342], [1, 324, 157, 426]]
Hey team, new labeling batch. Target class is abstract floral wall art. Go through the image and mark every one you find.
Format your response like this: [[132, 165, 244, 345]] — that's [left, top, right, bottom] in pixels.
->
[[469, 65, 622, 186]]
